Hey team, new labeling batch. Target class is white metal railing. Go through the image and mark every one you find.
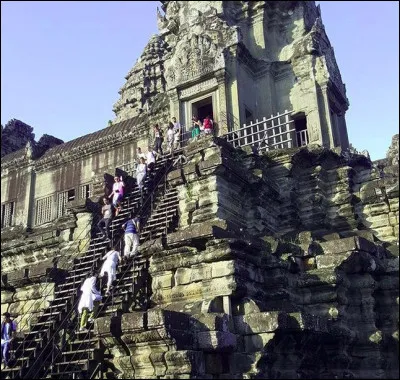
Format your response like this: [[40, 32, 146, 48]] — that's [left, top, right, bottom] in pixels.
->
[[224, 110, 295, 153], [296, 129, 309, 147]]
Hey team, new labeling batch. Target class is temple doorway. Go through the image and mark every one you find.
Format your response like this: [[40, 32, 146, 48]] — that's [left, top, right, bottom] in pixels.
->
[[192, 96, 213, 123]]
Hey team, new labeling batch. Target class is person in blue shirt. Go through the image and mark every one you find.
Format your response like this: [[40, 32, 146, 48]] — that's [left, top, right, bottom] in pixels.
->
[[122, 212, 141, 260], [1, 312, 17, 369]]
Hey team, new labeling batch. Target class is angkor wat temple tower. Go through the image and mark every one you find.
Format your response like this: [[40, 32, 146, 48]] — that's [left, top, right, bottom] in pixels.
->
[[1, 2, 398, 379], [114, 1, 349, 149]]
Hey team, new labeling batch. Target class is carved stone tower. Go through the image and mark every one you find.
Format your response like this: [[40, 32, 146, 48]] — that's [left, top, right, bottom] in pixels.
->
[[114, 1, 350, 149]]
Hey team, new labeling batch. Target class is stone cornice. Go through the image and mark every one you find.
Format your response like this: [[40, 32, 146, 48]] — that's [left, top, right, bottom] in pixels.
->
[[35, 124, 148, 172]]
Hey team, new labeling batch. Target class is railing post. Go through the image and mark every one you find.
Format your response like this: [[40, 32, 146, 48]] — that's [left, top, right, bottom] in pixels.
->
[[285, 111, 292, 148]]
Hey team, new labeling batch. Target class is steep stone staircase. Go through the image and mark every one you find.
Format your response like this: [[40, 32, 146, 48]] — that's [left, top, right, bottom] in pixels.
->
[[1, 154, 181, 380]]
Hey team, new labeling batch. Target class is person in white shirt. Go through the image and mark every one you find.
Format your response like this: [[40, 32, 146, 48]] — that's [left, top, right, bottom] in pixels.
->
[[136, 157, 147, 191], [100, 248, 122, 295], [167, 124, 175, 155], [77, 271, 102, 332], [108, 176, 125, 217], [172, 117, 181, 149], [136, 147, 146, 163], [146, 146, 156, 172]]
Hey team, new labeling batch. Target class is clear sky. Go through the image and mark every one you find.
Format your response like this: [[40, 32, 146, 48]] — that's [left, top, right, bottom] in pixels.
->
[[1, 1, 399, 161]]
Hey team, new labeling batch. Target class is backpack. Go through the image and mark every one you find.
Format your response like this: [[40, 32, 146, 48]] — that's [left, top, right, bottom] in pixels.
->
[[131, 218, 140, 234]]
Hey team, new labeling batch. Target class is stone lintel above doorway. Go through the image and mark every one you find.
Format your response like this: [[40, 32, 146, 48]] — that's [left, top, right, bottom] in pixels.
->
[[178, 77, 219, 101]]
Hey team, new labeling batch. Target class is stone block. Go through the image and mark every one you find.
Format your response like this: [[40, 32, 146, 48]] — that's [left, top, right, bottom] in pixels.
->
[[5, 269, 27, 286], [167, 220, 229, 246], [113, 356, 135, 379], [174, 268, 192, 286], [1, 303, 9, 315], [319, 237, 358, 255], [190, 313, 232, 332], [147, 308, 165, 328], [164, 350, 205, 375], [149, 351, 168, 377], [9, 297, 49, 315], [316, 253, 351, 269], [233, 312, 303, 335], [190, 264, 212, 282], [204, 353, 224, 374], [211, 260, 235, 278], [121, 311, 145, 332], [243, 332, 275, 352], [171, 282, 203, 302], [153, 271, 174, 290], [229, 353, 255, 374], [197, 331, 237, 351], [94, 316, 112, 337], [1, 290, 13, 304]]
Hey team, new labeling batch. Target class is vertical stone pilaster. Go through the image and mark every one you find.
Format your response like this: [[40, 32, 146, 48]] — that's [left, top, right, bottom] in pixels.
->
[[25, 164, 36, 228], [215, 68, 229, 135], [168, 89, 180, 124], [321, 85, 336, 147]]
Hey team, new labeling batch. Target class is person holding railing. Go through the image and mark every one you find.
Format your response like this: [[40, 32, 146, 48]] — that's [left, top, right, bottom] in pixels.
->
[[136, 157, 147, 193], [77, 271, 102, 332], [122, 212, 141, 261], [153, 124, 164, 157], [167, 123, 175, 155], [97, 197, 112, 242], [100, 246, 122, 296], [172, 117, 181, 149], [1, 312, 17, 369], [146, 146, 156, 173]]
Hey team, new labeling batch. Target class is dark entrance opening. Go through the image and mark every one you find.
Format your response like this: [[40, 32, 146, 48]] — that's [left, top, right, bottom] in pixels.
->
[[293, 113, 308, 147], [192, 96, 213, 123]]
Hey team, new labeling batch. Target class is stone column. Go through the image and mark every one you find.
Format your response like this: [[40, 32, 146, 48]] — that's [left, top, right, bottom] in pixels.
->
[[321, 85, 336, 148], [168, 89, 180, 124], [25, 163, 36, 229], [215, 68, 229, 136]]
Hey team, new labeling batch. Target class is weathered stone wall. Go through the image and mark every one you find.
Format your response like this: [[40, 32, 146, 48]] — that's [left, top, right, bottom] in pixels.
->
[[94, 137, 397, 379]]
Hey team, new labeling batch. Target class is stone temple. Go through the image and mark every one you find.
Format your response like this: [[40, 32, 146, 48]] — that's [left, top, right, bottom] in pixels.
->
[[1, 1, 398, 379]]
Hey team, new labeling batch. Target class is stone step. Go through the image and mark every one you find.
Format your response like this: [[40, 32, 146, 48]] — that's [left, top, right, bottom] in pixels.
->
[[12, 162, 174, 378]]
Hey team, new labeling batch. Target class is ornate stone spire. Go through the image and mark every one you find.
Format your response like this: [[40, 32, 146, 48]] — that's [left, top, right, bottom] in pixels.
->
[[112, 35, 169, 123]]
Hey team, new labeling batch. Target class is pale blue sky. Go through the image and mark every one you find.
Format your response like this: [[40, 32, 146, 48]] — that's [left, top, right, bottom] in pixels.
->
[[1, 1, 399, 160]]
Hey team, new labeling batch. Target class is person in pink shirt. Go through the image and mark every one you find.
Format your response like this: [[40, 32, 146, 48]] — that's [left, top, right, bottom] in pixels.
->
[[109, 176, 125, 216]]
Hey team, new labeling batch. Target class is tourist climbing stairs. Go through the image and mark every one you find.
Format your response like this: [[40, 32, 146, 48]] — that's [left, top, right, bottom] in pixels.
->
[[1, 153, 181, 380], [47, 186, 179, 379]]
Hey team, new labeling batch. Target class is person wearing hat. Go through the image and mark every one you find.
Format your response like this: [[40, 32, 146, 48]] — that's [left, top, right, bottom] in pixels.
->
[[1, 312, 17, 368]]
